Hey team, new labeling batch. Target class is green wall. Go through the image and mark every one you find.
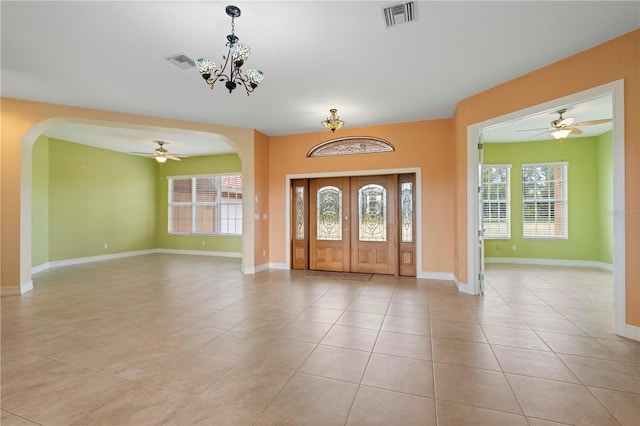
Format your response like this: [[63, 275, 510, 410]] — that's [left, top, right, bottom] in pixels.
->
[[32, 135, 50, 267], [31, 138, 243, 268], [483, 136, 612, 263], [597, 131, 613, 264], [155, 153, 242, 253], [47, 138, 157, 261]]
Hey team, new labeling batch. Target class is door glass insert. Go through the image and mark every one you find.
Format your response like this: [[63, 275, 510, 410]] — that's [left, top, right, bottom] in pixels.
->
[[358, 184, 387, 242], [295, 186, 305, 240], [401, 182, 413, 243], [317, 186, 342, 240]]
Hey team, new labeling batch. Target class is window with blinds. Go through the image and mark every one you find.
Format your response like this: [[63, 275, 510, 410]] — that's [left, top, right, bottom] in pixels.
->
[[482, 165, 511, 239], [522, 163, 567, 239], [169, 174, 242, 235]]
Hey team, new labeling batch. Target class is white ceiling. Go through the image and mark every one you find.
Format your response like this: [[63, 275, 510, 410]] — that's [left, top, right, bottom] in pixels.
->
[[2, 1, 637, 157]]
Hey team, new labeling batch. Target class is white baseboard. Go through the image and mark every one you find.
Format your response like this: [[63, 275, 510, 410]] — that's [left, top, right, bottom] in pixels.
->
[[31, 249, 242, 276], [254, 263, 270, 273], [417, 271, 455, 281], [46, 249, 157, 270], [453, 275, 476, 295], [1, 281, 34, 296], [485, 257, 613, 270], [268, 262, 289, 270], [32, 263, 50, 274], [155, 249, 242, 258], [1, 286, 20, 297], [624, 324, 640, 342]]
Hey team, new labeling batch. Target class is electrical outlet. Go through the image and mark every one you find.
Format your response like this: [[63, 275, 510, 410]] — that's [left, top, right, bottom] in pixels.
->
[[202, 240, 206, 246], [512, 245, 517, 251], [262, 249, 266, 256], [103, 243, 108, 249]]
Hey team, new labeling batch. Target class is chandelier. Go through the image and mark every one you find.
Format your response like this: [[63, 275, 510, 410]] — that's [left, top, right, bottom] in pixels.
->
[[196, 5, 264, 95], [321, 109, 345, 132]]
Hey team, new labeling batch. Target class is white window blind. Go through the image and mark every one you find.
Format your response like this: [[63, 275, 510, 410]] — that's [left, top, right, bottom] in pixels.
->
[[482, 165, 511, 239], [522, 163, 567, 239], [169, 174, 242, 235]]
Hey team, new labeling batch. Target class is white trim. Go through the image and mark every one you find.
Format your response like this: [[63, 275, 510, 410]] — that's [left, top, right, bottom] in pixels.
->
[[47, 249, 158, 269], [21, 281, 34, 294], [19, 118, 256, 300], [624, 324, 640, 342], [417, 271, 455, 281], [467, 80, 627, 337], [1, 281, 34, 296], [1, 287, 21, 297], [284, 167, 422, 275], [28, 249, 242, 278], [485, 257, 613, 270], [32, 263, 50, 274], [610, 81, 626, 337], [268, 262, 289, 270], [155, 249, 241, 258], [254, 263, 270, 273], [453, 275, 475, 294]]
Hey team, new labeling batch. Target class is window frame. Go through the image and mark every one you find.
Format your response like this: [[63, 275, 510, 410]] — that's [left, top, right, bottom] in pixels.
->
[[168, 173, 243, 236], [482, 164, 511, 240], [521, 162, 568, 240]]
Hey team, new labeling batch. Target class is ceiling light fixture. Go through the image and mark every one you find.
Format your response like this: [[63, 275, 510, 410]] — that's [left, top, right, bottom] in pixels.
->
[[551, 129, 572, 139], [321, 109, 345, 132], [196, 5, 264, 95], [155, 155, 168, 163]]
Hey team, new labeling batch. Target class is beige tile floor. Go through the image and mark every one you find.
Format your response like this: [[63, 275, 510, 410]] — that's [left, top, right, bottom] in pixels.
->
[[1, 254, 639, 425]]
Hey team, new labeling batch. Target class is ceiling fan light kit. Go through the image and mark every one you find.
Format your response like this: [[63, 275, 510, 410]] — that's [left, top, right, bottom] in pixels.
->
[[196, 5, 264, 96], [321, 108, 345, 132], [551, 129, 572, 139]]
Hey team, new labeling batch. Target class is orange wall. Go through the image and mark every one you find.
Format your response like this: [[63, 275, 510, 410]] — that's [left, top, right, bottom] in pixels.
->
[[453, 30, 640, 325], [268, 119, 455, 274], [254, 130, 270, 268], [0, 99, 255, 287]]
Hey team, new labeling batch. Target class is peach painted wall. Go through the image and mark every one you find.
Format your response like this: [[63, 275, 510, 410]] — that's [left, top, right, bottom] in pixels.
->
[[0, 98, 256, 289], [254, 130, 270, 268], [268, 119, 455, 275], [453, 30, 639, 325]]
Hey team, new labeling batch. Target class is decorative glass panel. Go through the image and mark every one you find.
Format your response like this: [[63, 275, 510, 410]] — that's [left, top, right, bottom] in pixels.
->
[[358, 184, 387, 242], [307, 137, 394, 157], [316, 186, 342, 240], [401, 182, 413, 243], [295, 186, 305, 240]]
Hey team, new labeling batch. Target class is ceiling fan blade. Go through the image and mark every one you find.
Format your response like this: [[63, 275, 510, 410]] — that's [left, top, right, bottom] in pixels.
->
[[529, 130, 552, 139], [573, 118, 613, 127], [130, 152, 153, 156], [166, 155, 182, 161], [569, 127, 583, 135], [518, 127, 549, 132]]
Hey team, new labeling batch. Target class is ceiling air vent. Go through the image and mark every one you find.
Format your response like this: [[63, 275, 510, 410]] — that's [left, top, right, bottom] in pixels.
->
[[383, 2, 416, 28], [165, 53, 196, 70]]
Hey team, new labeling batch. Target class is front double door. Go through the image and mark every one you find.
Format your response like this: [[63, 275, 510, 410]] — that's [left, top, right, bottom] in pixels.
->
[[293, 174, 414, 275]]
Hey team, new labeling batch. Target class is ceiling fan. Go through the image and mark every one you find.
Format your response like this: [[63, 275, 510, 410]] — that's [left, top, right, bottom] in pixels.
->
[[131, 141, 186, 163], [518, 108, 613, 139]]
